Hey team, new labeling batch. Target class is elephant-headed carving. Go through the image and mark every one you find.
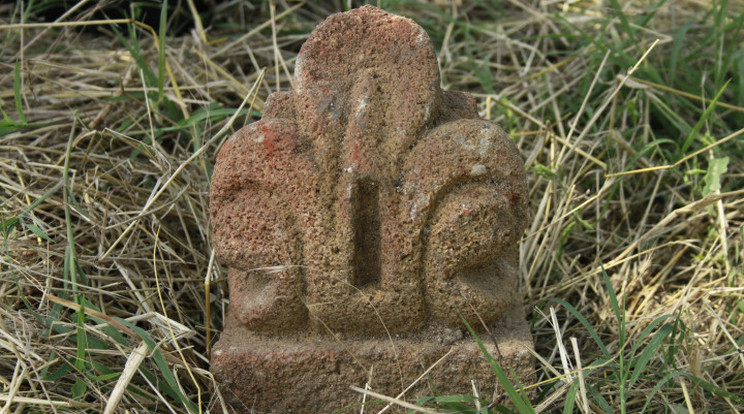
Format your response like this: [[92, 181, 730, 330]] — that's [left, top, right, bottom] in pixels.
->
[[210, 5, 528, 336]]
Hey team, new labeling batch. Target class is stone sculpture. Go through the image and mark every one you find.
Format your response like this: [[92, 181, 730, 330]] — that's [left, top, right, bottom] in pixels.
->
[[210, 5, 533, 412]]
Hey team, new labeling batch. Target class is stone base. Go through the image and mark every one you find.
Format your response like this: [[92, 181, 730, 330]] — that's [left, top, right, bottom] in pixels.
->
[[211, 307, 534, 413]]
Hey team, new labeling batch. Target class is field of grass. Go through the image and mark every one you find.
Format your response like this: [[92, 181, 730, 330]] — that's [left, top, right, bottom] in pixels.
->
[[1, 0, 743, 412]]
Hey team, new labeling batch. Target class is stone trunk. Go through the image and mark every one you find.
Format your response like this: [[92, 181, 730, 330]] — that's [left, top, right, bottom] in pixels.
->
[[210, 5, 533, 413]]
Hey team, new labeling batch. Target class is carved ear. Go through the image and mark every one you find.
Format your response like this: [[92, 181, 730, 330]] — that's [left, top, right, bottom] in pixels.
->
[[401, 119, 528, 327], [423, 182, 522, 327], [215, 189, 307, 332], [210, 118, 319, 331]]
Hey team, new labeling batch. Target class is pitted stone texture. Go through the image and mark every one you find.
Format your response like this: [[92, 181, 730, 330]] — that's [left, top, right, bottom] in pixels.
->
[[210, 5, 533, 412]]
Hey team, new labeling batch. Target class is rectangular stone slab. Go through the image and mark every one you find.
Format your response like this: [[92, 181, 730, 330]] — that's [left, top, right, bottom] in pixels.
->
[[211, 305, 533, 413]]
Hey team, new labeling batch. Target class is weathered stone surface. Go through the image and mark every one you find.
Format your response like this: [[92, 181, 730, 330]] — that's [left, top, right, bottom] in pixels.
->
[[210, 5, 532, 412]]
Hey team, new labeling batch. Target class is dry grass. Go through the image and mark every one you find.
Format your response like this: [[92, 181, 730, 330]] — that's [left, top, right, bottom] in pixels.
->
[[1, 0, 743, 413]]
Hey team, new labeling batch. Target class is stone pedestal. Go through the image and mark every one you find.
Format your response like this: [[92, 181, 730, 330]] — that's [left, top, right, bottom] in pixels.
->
[[210, 5, 534, 413], [211, 305, 533, 413]]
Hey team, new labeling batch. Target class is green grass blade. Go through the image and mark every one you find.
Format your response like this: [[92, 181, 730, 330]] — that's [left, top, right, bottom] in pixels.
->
[[550, 298, 610, 358], [669, 20, 694, 87], [100, 323, 130, 346], [585, 383, 613, 412], [71, 378, 87, 400], [736, 50, 744, 106], [0, 120, 53, 137], [681, 79, 730, 154], [1, 216, 19, 247], [460, 314, 534, 414], [0, 120, 22, 136], [0, 98, 10, 122], [601, 264, 624, 345], [88, 371, 122, 382], [20, 182, 64, 216], [74, 300, 87, 371], [13, 60, 26, 124], [643, 370, 744, 412], [608, 0, 636, 44], [494, 406, 518, 414], [640, 371, 686, 412], [158, 0, 167, 102], [687, 374, 744, 405], [43, 358, 74, 381], [116, 318, 199, 413], [628, 322, 674, 389], [630, 314, 676, 350], [635, 0, 667, 29], [67, 186, 91, 220], [600, 264, 627, 413], [18, 217, 54, 242], [63, 134, 81, 301], [562, 381, 579, 414], [648, 93, 692, 138], [712, 0, 728, 88], [115, 19, 158, 91]]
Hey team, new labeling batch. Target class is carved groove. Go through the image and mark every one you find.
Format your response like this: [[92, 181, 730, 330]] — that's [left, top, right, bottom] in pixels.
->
[[351, 177, 381, 288]]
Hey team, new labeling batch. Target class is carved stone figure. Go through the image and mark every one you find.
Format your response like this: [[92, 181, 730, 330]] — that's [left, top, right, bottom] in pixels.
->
[[210, 6, 533, 412]]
